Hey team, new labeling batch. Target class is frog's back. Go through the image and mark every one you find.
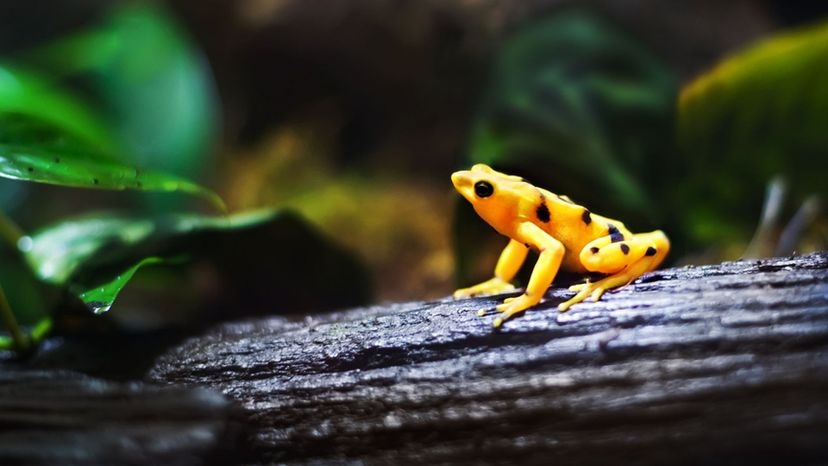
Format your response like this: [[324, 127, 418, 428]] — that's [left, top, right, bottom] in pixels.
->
[[528, 188, 631, 272]]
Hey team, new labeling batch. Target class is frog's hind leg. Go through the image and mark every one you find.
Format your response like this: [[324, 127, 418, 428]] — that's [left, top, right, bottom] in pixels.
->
[[559, 230, 669, 311]]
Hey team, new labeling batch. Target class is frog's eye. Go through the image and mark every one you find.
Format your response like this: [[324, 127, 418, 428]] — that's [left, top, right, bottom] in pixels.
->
[[474, 181, 494, 198]]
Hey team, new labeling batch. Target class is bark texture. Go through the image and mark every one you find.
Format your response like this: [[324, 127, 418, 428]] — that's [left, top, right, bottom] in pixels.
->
[[150, 253, 828, 465], [0, 368, 243, 466]]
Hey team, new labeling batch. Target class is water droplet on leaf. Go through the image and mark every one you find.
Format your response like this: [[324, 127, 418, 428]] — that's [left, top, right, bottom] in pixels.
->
[[17, 236, 33, 252]]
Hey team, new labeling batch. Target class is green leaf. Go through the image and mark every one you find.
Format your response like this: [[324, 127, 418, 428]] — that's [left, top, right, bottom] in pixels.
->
[[0, 240, 59, 326], [0, 65, 224, 208], [0, 63, 121, 156], [0, 143, 225, 208], [99, 5, 219, 180], [24, 4, 219, 188], [677, 19, 828, 243], [25, 209, 371, 317], [77, 257, 164, 314], [25, 211, 265, 285]]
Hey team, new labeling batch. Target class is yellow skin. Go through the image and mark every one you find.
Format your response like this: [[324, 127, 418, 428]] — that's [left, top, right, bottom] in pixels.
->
[[452, 164, 669, 328]]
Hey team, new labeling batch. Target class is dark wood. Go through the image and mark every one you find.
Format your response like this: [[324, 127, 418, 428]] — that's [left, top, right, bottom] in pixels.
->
[[150, 252, 828, 465], [0, 368, 244, 466]]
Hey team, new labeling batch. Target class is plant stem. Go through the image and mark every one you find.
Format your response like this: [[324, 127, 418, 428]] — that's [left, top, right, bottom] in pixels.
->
[[30, 318, 53, 346], [0, 283, 27, 351], [0, 210, 40, 353], [0, 209, 24, 250]]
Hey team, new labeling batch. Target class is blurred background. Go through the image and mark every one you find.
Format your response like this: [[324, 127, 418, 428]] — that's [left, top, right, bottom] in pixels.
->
[[1, 0, 827, 322]]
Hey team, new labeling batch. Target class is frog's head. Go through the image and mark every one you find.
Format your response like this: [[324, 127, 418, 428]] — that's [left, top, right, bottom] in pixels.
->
[[452, 164, 529, 230]]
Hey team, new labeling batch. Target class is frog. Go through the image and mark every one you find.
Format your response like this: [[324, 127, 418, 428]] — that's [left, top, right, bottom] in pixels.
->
[[452, 164, 669, 327]]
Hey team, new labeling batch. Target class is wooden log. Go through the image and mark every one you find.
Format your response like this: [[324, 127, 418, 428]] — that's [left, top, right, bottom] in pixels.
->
[[150, 253, 828, 465], [0, 368, 244, 465]]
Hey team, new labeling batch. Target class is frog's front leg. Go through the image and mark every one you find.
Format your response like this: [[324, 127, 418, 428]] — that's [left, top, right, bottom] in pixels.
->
[[559, 230, 669, 311], [454, 239, 529, 299], [492, 222, 564, 328]]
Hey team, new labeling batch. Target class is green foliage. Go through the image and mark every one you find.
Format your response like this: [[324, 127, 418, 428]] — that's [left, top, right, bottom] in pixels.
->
[[677, 19, 828, 244], [0, 4, 370, 352], [77, 258, 164, 315], [0, 231, 66, 351], [0, 64, 121, 154], [0, 64, 223, 207], [24, 4, 219, 182], [0, 6, 216, 350], [0, 241, 59, 326], [24, 209, 371, 318]]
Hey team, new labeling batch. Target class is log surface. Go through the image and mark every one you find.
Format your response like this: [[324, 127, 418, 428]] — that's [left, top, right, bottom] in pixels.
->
[[0, 368, 243, 466], [150, 253, 828, 465]]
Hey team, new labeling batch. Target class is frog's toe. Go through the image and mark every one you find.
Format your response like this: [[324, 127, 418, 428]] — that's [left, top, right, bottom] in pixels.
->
[[501, 295, 521, 305], [487, 283, 517, 295], [496, 295, 530, 312], [560, 281, 610, 310], [492, 293, 541, 327], [454, 278, 517, 299], [453, 288, 476, 299], [568, 283, 589, 292], [558, 289, 591, 311], [558, 298, 577, 312]]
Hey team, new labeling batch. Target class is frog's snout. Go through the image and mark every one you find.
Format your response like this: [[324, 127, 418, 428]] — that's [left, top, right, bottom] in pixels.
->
[[451, 170, 472, 190]]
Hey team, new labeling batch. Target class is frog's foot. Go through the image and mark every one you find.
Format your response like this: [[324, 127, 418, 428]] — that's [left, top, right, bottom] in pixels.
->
[[500, 295, 527, 304], [492, 293, 541, 328], [559, 280, 598, 307], [453, 277, 517, 299], [476, 289, 526, 317], [559, 256, 657, 311], [568, 281, 591, 293], [558, 281, 610, 312]]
